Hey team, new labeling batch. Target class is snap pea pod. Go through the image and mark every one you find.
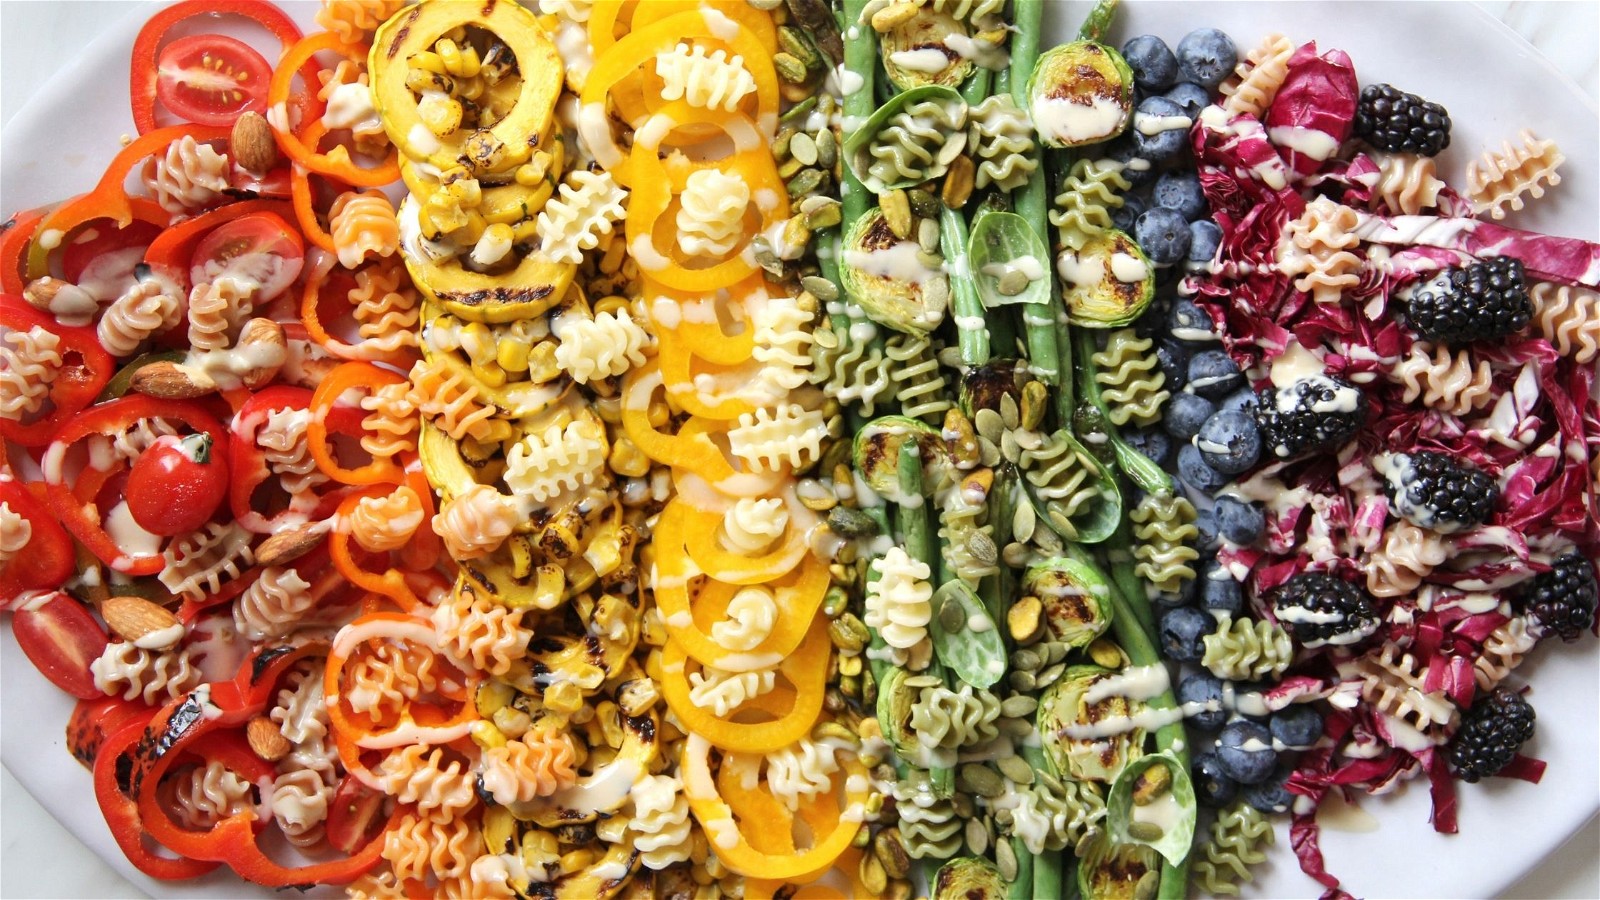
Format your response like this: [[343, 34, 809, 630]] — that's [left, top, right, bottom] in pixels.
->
[[941, 205, 989, 366], [1008, 0, 1064, 399], [1064, 545, 1193, 900]]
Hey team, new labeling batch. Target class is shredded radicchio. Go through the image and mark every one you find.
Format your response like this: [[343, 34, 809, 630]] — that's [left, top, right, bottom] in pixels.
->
[[1183, 39, 1600, 896]]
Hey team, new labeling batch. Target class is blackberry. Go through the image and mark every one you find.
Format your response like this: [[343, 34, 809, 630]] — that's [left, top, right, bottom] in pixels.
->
[[1354, 83, 1451, 156], [1376, 451, 1498, 534], [1271, 573, 1379, 648], [1253, 375, 1367, 460], [1448, 688, 1535, 783], [1519, 552, 1598, 642], [1401, 258, 1531, 344]]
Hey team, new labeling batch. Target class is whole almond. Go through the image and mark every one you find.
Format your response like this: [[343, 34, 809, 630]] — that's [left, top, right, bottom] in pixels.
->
[[102, 596, 183, 650], [130, 360, 217, 399], [231, 112, 279, 175], [247, 716, 291, 762], [253, 523, 323, 567], [236, 318, 287, 389]]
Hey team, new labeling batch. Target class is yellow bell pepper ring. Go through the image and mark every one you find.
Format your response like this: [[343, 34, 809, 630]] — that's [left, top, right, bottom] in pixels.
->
[[658, 618, 829, 754], [675, 493, 810, 585]]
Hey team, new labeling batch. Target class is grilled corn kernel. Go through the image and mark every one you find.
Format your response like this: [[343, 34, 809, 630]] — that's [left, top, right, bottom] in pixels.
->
[[405, 68, 454, 95], [544, 680, 584, 715], [559, 848, 597, 874], [608, 435, 650, 478], [445, 177, 483, 209], [410, 50, 446, 73], [470, 360, 508, 388], [470, 720, 508, 750], [508, 534, 534, 580], [496, 335, 531, 373], [483, 806, 517, 854], [493, 705, 532, 739], [476, 680, 516, 717], [435, 38, 482, 79], [418, 92, 463, 136]]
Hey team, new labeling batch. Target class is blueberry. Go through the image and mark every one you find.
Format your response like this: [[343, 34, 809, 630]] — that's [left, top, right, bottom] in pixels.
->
[[1152, 591, 1192, 616], [1164, 392, 1215, 440], [1104, 134, 1157, 189], [1215, 494, 1266, 545], [1193, 505, 1220, 548], [1134, 207, 1192, 267], [1201, 566, 1245, 616], [1179, 673, 1228, 732], [1196, 409, 1262, 475], [1132, 96, 1191, 165], [1178, 443, 1229, 492], [1110, 191, 1148, 234], [1185, 349, 1244, 399], [1176, 28, 1239, 89], [1217, 387, 1257, 416], [1121, 35, 1179, 91], [1160, 606, 1212, 662], [1154, 171, 1208, 222], [1157, 340, 1190, 389], [1192, 752, 1238, 807], [1216, 719, 1276, 784], [1271, 704, 1325, 750], [1164, 81, 1213, 118], [1242, 763, 1295, 814], [1166, 299, 1215, 343], [1188, 219, 1223, 264], [1124, 428, 1173, 468]]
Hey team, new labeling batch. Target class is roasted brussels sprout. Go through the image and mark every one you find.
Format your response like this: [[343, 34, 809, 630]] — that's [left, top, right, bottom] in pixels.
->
[[1023, 557, 1115, 649], [1027, 40, 1136, 148], [933, 856, 1007, 900], [1076, 833, 1162, 899], [840, 207, 951, 335], [1058, 229, 1156, 327], [1037, 664, 1145, 783], [854, 416, 957, 502]]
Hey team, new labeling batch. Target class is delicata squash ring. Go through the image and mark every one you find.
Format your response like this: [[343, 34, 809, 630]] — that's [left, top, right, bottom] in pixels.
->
[[368, 0, 562, 175]]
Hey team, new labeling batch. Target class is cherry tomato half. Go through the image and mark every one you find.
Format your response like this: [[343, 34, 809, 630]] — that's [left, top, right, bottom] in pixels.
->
[[325, 773, 389, 855], [125, 433, 230, 537], [154, 34, 272, 126], [190, 211, 305, 300], [13, 593, 110, 700], [62, 219, 164, 286]]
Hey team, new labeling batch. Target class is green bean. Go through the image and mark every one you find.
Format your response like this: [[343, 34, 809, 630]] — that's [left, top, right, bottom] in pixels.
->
[[1008, 0, 1064, 397], [895, 439, 954, 796], [941, 205, 989, 366], [1023, 744, 1064, 900], [1078, 0, 1121, 42]]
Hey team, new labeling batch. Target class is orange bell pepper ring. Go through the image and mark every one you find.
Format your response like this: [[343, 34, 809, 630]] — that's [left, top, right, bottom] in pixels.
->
[[329, 486, 424, 612], [324, 611, 479, 752], [268, 32, 401, 187], [308, 361, 410, 485], [657, 617, 829, 754]]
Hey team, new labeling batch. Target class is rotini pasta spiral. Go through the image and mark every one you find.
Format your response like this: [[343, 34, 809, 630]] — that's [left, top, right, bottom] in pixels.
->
[[165, 760, 255, 829], [479, 730, 579, 805], [909, 683, 1002, 750], [654, 42, 757, 112], [376, 744, 479, 818], [350, 263, 419, 353], [892, 771, 963, 860], [158, 521, 255, 601], [186, 277, 254, 352], [967, 95, 1036, 192], [764, 739, 839, 811], [257, 406, 329, 496], [1130, 493, 1200, 597], [0, 503, 30, 570], [331, 191, 401, 269], [1529, 281, 1600, 364], [430, 584, 533, 677], [865, 547, 934, 653], [687, 664, 776, 716], [552, 309, 649, 383], [1202, 615, 1294, 680], [1220, 33, 1294, 118], [1051, 158, 1130, 251], [1190, 800, 1275, 897], [1277, 197, 1362, 305], [885, 334, 953, 424], [727, 403, 827, 472], [360, 380, 419, 457], [0, 325, 61, 420], [98, 280, 182, 357], [1093, 329, 1168, 428], [1362, 152, 1446, 216], [750, 297, 815, 399], [627, 774, 693, 871], [536, 169, 628, 265], [90, 642, 201, 704], [676, 168, 749, 258], [1365, 520, 1448, 598], [860, 96, 968, 194], [710, 586, 778, 652], [432, 484, 518, 560], [314, 0, 406, 46], [1388, 342, 1494, 416], [1466, 129, 1564, 220], [350, 486, 425, 553], [721, 497, 787, 555], [141, 135, 230, 213], [503, 417, 609, 506], [233, 565, 315, 641], [382, 810, 481, 882]]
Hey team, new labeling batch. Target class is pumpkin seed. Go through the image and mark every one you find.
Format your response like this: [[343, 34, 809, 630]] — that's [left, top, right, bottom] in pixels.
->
[[958, 763, 1005, 798], [1134, 870, 1161, 900], [904, 674, 942, 689], [1012, 499, 1037, 543], [1009, 669, 1037, 692], [938, 595, 966, 633], [965, 816, 990, 855], [918, 216, 941, 253], [996, 836, 1019, 883], [815, 128, 838, 168], [881, 189, 913, 239], [790, 132, 819, 167], [1035, 661, 1067, 688], [997, 752, 1036, 785]]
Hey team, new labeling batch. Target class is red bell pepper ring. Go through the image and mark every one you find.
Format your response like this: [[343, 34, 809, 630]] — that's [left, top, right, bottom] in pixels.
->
[[228, 385, 353, 534], [42, 395, 229, 575], [1, 203, 58, 295], [0, 475, 76, 600], [324, 612, 479, 754], [68, 695, 162, 770], [307, 361, 411, 485], [130, 0, 319, 135], [94, 718, 221, 880], [0, 300, 117, 447], [268, 33, 401, 188]]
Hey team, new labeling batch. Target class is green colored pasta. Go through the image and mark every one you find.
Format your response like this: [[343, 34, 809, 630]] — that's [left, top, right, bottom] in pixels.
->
[[1130, 493, 1200, 596], [968, 95, 1037, 192], [1019, 430, 1108, 539], [809, 321, 893, 416], [1191, 800, 1275, 897], [1202, 614, 1296, 680], [909, 683, 1003, 750], [997, 771, 1107, 854], [938, 478, 998, 588], [1050, 157, 1132, 251], [1092, 329, 1169, 428], [885, 334, 953, 424], [864, 97, 969, 194], [893, 770, 965, 860], [925, 0, 1006, 20]]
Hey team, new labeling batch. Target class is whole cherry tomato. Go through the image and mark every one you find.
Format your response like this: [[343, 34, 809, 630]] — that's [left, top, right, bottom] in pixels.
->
[[125, 432, 230, 536]]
